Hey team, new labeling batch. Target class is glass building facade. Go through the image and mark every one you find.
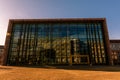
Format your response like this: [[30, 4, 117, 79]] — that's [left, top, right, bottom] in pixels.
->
[[2, 18, 111, 66]]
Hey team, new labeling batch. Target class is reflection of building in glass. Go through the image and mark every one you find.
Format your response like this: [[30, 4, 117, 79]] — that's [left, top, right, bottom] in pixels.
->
[[0, 45, 4, 65], [110, 40, 120, 65], [2, 18, 111, 66]]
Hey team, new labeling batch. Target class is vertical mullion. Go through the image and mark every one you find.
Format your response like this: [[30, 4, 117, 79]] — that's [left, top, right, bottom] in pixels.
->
[[86, 24, 90, 64], [64, 24, 67, 64], [28, 24, 32, 64], [24, 24, 28, 64], [66, 23, 68, 64], [96, 23, 102, 64], [89, 23, 94, 64], [49, 24, 52, 64], [97, 23, 104, 64], [23, 24, 27, 63], [21, 24, 26, 63], [34, 24, 38, 63], [33, 24, 36, 64], [93, 23, 99, 64], [25, 24, 30, 64], [39, 25, 42, 64], [35, 24, 38, 64], [90, 24, 95, 64], [17, 24, 23, 64], [60, 24, 62, 64]]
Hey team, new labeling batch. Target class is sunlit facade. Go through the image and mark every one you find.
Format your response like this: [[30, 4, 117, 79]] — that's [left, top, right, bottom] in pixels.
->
[[2, 18, 111, 66]]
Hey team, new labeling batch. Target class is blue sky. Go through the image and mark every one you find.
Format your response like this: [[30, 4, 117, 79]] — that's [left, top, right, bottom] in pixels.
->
[[0, 0, 120, 45]]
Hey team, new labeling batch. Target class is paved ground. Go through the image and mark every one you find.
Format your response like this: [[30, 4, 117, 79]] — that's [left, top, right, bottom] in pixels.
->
[[0, 65, 120, 80]]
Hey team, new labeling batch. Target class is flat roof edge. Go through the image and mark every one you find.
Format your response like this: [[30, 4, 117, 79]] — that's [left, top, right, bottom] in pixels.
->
[[110, 40, 120, 43], [9, 18, 106, 23]]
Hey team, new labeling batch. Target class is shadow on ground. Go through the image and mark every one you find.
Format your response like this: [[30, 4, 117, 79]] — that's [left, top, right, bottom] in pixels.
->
[[15, 65, 120, 72], [0, 66, 12, 70]]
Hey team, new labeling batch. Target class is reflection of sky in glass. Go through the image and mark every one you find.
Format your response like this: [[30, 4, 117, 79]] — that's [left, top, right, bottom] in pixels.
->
[[13, 23, 103, 44]]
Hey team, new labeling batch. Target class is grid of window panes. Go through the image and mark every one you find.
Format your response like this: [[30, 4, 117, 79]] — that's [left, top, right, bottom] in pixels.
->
[[7, 22, 107, 65]]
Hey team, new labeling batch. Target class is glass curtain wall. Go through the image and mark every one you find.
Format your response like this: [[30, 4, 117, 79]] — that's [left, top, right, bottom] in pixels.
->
[[7, 22, 107, 65]]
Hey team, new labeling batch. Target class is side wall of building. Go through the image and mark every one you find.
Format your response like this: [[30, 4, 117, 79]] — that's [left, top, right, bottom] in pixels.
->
[[110, 40, 120, 65], [2, 21, 12, 65], [102, 20, 112, 65], [0, 46, 4, 65]]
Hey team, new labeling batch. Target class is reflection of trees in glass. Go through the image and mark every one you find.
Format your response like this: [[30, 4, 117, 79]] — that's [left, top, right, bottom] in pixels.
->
[[39, 48, 56, 64], [8, 23, 107, 65]]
